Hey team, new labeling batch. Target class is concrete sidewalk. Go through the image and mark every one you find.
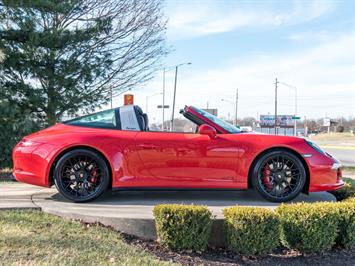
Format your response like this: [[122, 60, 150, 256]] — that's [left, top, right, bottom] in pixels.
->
[[1, 182, 337, 215], [0, 182, 53, 210], [0, 182, 337, 246]]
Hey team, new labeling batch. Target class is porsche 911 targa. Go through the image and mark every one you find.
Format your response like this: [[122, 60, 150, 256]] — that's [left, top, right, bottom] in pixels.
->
[[13, 105, 344, 202]]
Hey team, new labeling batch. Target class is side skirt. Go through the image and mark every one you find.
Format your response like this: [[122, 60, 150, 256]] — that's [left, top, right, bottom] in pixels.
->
[[112, 187, 247, 193]]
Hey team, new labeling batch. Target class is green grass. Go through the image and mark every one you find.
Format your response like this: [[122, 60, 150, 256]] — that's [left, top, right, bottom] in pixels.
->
[[0, 210, 174, 266], [343, 177, 355, 187]]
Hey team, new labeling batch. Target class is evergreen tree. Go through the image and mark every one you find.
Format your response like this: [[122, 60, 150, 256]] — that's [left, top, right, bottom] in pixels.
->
[[0, 0, 167, 125]]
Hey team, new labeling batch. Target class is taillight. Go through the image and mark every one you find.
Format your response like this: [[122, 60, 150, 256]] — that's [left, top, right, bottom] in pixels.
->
[[337, 168, 342, 181]]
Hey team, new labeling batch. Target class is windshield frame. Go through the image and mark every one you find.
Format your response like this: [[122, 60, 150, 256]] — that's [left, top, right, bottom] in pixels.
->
[[189, 106, 241, 134]]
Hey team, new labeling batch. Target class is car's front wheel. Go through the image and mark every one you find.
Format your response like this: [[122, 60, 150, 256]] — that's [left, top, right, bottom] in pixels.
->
[[252, 150, 306, 202], [54, 149, 110, 203]]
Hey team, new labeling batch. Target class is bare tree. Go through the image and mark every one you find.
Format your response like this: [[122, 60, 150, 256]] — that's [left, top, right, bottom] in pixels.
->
[[0, 0, 168, 124]]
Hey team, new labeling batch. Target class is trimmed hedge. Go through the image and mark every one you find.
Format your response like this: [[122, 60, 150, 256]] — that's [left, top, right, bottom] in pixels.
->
[[153, 204, 213, 251], [152, 201, 354, 254], [343, 197, 355, 203], [277, 203, 339, 253], [335, 202, 355, 248], [223, 206, 280, 255], [329, 178, 355, 201]]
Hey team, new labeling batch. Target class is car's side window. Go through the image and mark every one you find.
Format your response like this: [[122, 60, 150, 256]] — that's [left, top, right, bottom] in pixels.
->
[[65, 109, 117, 129]]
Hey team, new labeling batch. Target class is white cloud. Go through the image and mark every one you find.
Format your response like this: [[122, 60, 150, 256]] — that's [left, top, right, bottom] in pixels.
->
[[286, 30, 333, 42], [167, 0, 334, 39], [138, 30, 355, 121]]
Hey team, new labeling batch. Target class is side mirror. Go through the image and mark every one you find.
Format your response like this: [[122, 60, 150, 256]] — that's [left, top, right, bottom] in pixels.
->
[[198, 124, 217, 139]]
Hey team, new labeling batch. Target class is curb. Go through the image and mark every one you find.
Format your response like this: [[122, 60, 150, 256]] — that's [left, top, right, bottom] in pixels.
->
[[40, 207, 226, 247]]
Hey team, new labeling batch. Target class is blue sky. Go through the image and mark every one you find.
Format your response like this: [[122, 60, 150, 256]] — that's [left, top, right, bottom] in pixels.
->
[[114, 0, 355, 122]]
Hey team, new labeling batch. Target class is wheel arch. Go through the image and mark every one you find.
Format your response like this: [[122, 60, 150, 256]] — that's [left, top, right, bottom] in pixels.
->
[[247, 147, 310, 193], [48, 145, 113, 187]]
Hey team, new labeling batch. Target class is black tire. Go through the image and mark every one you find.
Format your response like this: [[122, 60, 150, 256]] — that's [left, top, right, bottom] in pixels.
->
[[54, 149, 110, 203], [252, 150, 306, 203]]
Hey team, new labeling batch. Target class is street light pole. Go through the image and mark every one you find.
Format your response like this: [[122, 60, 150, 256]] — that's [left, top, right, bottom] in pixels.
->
[[171, 62, 191, 131], [171, 66, 178, 131], [279, 81, 298, 136], [162, 68, 166, 131], [146, 95, 148, 113], [110, 86, 113, 109], [221, 97, 237, 126], [275, 78, 278, 135], [146, 92, 162, 114], [235, 89, 239, 126]]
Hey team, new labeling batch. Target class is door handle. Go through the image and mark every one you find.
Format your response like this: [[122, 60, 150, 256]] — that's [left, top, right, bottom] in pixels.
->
[[139, 144, 159, 150]]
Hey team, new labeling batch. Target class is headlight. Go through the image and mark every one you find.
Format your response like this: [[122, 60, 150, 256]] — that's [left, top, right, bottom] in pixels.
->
[[305, 139, 327, 156]]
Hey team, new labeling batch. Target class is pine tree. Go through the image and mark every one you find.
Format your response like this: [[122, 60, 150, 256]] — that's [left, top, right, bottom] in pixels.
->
[[0, 0, 167, 125]]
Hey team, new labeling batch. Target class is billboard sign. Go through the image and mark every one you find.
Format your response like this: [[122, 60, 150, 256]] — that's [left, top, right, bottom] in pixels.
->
[[260, 115, 294, 127], [202, 108, 218, 116]]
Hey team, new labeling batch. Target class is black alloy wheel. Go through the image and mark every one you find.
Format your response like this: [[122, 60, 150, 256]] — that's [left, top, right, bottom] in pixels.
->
[[54, 149, 110, 202], [252, 150, 306, 202]]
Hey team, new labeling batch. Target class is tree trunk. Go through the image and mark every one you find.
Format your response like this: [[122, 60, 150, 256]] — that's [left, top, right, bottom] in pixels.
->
[[46, 86, 57, 126]]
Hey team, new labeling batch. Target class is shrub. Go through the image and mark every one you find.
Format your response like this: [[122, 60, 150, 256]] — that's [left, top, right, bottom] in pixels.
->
[[223, 206, 280, 255], [277, 202, 339, 253], [153, 204, 213, 251], [343, 197, 355, 203], [335, 202, 355, 248], [329, 178, 355, 201]]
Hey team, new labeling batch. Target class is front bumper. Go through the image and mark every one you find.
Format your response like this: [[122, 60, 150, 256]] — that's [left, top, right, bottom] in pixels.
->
[[308, 161, 344, 192], [12, 141, 58, 187]]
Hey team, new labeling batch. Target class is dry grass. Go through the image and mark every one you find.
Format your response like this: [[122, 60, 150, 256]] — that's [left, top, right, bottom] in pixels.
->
[[309, 133, 355, 143], [0, 210, 174, 266]]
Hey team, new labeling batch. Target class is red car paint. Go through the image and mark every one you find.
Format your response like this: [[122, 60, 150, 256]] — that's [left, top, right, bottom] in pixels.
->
[[13, 106, 344, 193]]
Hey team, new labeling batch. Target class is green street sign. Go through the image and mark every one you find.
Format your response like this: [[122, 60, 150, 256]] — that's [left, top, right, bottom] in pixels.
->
[[292, 116, 301, 120]]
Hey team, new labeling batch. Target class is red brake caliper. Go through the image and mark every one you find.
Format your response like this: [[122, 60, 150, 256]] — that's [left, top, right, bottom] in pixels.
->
[[90, 169, 97, 183], [262, 165, 273, 190]]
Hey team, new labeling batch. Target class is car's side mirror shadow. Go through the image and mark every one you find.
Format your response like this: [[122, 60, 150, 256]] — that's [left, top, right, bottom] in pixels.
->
[[198, 124, 217, 139]]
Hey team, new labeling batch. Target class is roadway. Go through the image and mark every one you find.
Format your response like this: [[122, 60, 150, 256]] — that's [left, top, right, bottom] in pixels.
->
[[319, 144, 355, 167]]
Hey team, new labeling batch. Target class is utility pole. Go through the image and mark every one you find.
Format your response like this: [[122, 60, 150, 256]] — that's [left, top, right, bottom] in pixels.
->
[[275, 78, 278, 135], [235, 89, 239, 126]]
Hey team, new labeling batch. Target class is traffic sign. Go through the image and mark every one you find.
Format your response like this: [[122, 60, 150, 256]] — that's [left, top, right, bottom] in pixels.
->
[[124, 94, 134, 105], [292, 116, 301, 120], [157, 105, 169, 108]]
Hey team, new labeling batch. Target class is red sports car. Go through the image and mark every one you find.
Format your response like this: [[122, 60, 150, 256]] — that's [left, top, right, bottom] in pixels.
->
[[13, 105, 344, 203]]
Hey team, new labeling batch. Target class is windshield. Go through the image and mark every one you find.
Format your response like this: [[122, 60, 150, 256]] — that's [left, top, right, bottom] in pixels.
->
[[191, 107, 241, 133], [65, 109, 117, 129]]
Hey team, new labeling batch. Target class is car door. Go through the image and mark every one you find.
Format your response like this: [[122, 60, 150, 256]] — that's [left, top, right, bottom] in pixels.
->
[[135, 131, 239, 188]]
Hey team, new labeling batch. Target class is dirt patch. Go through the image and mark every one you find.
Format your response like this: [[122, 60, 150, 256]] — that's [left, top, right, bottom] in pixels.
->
[[122, 232, 355, 266]]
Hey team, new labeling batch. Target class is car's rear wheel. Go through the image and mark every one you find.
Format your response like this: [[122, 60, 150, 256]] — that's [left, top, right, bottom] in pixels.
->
[[54, 149, 110, 203], [252, 150, 306, 202]]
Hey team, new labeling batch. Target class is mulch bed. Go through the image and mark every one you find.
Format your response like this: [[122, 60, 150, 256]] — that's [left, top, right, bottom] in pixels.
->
[[121, 233, 355, 266], [0, 169, 15, 181]]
